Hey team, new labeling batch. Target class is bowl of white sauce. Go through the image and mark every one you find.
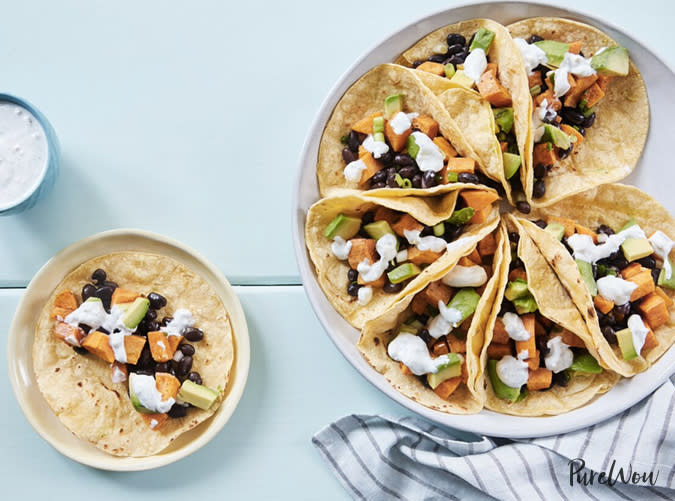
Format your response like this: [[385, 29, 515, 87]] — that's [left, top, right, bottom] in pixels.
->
[[0, 94, 59, 215]]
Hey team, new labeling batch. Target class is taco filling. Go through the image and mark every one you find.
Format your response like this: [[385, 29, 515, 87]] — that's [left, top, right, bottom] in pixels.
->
[[514, 36, 630, 199], [50, 267, 221, 429]]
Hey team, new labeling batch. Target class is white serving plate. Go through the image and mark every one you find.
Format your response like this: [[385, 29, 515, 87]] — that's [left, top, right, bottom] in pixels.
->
[[8, 229, 250, 470], [293, 1, 675, 438]]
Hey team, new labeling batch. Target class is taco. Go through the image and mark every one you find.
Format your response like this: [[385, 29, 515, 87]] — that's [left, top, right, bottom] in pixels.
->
[[357, 225, 505, 413], [34, 252, 234, 456], [481, 216, 618, 416], [507, 17, 648, 206], [397, 19, 531, 204], [317, 64, 502, 197], [518, 184, 675, 377], [305, 189, 500, 328]]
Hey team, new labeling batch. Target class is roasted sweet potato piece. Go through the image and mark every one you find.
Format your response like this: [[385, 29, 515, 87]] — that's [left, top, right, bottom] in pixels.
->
[[433, 136, 457, 160], [373, 206, 399, 225], [412, 115, 439, 138], [525, 351, 540, 371], [548, 216, 576, 238], [385, 120, 412, 152], [460, 190, 499, 211], [564, 74, 598, 108], [400, 362, 412, 376], [156, 372, 181, 400], [51, 307, 75, 321], [425, 281, 452, 307], [348, 238, 377, 269], [643, 329, 658, 351], [111, 288, 140, 307], [478, 232, 498, 257], [628, 270, 656, 301], [654, 287, 674, 308], [528, 72, 543, 88], [638, 293, 669, 330], [568, 41, 583, 54], [148, 331, 173, 362], [54, 291, 78, 310], [124, 335, 147, 365], [515, 314, 536, 358], [558, 329, 586, 348], [534, 89, 561, 111], [446, 157, 476, 174], [446, 334, 466, 353], [574, 222, 596, 242], [470, 205, 492, 225], [81, 331, 115, 363], [351, 112, 382, 135], [432, 339, 450, 356], [358, 274, 386, 288], [357, 151, 383, 185], [433, 376, 462, 400], [527, 367, 553, 391], [141, 413, 169, 430], [477, 66, 512, 107], [582, 83, 605, 108], [533, 142, 557, 167], [509, 268, 527, 282], [416, 61, 445, 76], [534, 319, 547, 336], [561, 124, 585, 150], [487, 343, 512, 358], [621, 263, 646, 279], [111, 362, 128, 383], [167, 335, 183, 355], [407, 247, 443, 265], [492, 318, 510, 344], [54, 322, 85, 346], [597, 74, 613, 92], [392, 214, 423, 237], [411, 292, 429, 315], [594, 294, 615, 315], [458, 256, 476, 267]]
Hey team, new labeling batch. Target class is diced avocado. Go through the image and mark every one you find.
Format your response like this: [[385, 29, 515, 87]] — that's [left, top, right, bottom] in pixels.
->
[[433, 222, 445, 237], [446, 171, 459, 183], [534, 40, 570, 67], [541, 124, 571, 150], [503, 152, 521, 180], [449, 69, 474, 89], [373, 132, 386, 143], [505, 278, 530, 301], [364, 220, 395, 241], [615, 327, 638, 361], [388, 263, 422, 284], [658, 260, 675, 289], [405, 318, 424, 331], [513, 295, 538, 314], [569, 352, 603, 374], [324, 214, 362, 240], [444, 63, 455, 78], [447, 207, 475, 225], [384, 94, 403, 119], [122, 297, 150, 330], [545, 222, 566, 241], [128, 373, 155, 414], [372, 116, 385, 134], [619, 218, 637, 232], [493, 107, 514, 134], [597, 263, 618, 277], [621, 238, 654, 262], [575, 259, 597, 297], [406, 134, 420, 158], [397, 324, 418, 335], [469, 28, 495, 53], [447, 288, 481, 322], [177, 380, 220, 410], [427, 353, 464, 389], [487, 359, 521, 401], [591, 46, 629, 77]]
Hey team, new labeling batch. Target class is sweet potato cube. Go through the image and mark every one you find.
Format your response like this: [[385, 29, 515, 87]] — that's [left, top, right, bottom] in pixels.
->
[[446, 334, 466, 353], [509, 268, 527, 282], [432, 339, 449, 356], [643, 329, 658, 351], [621, 263, 645, 279], [111, 362, 128, 383], [81, 331, 115, 363], [54, 322, 85, 346], [525, 352, 540, 371], [477, 66, 512, 107], [358, 274, 386, 288], [425, 281, 452, 307], [111, 288, 140, 307], [582, 83, 605, 108], [433, 376, 462, 400], [54, 291, 78, 310], [470, 205, 492, 225], [460, 190, 499, 211], [568, 41, 583, 54], [534, 89, 561, 110], [487, 343, 512, 358], [515, 314, 536, 358], [400, 362, 412, 376], [416, 61, 445, 76], [534, 142, 558, 167], [559, 329, 587, 348], [357, 151, 383, 185], [655, 287, 674, 308], [461, 361, 469, 383], [433, 136, 457, 160], [156, 372, 181, 400], [392, 214, 424, 237], [574, 222, 596, 241], [638, 293, 669, 330], [597, 75, 613, 92], [348, 238, 377, 269], [385, 120, 412, 152], [594, 294, 614, 315], [446, 157, 476, 174], [148, 331, 173, 363], [492, 318, 510, 344], [478, 232, 498, 256], [527, 367, 553, 391], [51, 307, 75, 321], [564, 74, 598, 108], [628, 270, 656, 301], [411, 292, 429, 315], [408, 247, 443, 265], [561, 124, 585, 150], [535, 319, 547, 336], [167, 335, 183, 355], [351, 112, 382, 135], [373, 206, 399, 225], [468, 248, 483, 264], [141, 413, 169, 430], [412, 115, 439, 138], [528, 72, 543, 88], [458, 256, 476, 267], [124, 335, 147, 365]]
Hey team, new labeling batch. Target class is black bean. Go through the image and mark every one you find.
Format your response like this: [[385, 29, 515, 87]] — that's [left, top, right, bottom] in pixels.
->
[[82, 284, 97, 301], [347, 282, 360, 297], [638, 256, 656, 269], [457, 172, 480, 184], [178, 356, 193, 376], [419, 329, 432, 344], [187, 372, 202, 385], [552, 371, 569, 387], [428, 54, 446, 63], [596, 224, 614, 236], [98, 327, 109, 335], [79, 323, 91, 334], [422, 170, 438, 188], [347, 269, 358, 282], [602, 326, 617, 344], [383, 281, 403, 294], [446, 33, 466, 47], [447, 53, 466, 66], [73, 346, 88, 355], [614, 302, 631, 317], [386, 170, 399, 188], [582, 112, 596, 128], [446, 43, 465, 55], [533, 180, 546, 199], [444, 224, 464, 241], [370, 182, 387, 190], [146, 321, 159, 332], [371, 169, 387, 185], [342, 147, 358, 164], [379, 149, 393, 165], [134, 369, 155, 377], [394, 153, 414, 166], [477, 172, 502, 192], [508, 232, 520, 243], [412, 174, 423, 188], [103, 281, 118, 289], [534, 219, 548, 229], [160, 316, 173, 327], [147, 292, 167, 310], [412, 60, 424, 69], [652, 268, 661, 285], [184, 328, 204, 342], [511, 257, 524, 271], [516, 201, 531, 214], [362, 212, 375, 225], [417, 314, 429, 325], [347, 130, 361, 152], [577, 126, 586, 137], [558, 145, 573, 160], [528, 35, 544, 44], [94, 286, 114, 311], [499, 301, 515, 315], [91, 268, 106, 284], [599, 311, 615, 328], [534, 164, 547, 179], [560, 107, 585, 126], [180, 344, 195, 356], [398, 166, 417, 179], [144, 309, 157, 321], [610, 253, 629, 270], [155, 362, 170, 373], [137, 345, 154, 369], [536, 335, 549, 356], [168, 403, 188, 418]]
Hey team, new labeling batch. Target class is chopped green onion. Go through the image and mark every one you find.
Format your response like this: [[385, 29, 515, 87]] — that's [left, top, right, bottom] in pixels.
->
[[373, 132, 385, 143], [433, 222, 445, 236], [373, 116, 385, 134], [394, 173, 405, 187], [444, 63, 456, 78], [340, 135, 348, 144], [402, 178, 412, 188], [447, 171, 459, 183]]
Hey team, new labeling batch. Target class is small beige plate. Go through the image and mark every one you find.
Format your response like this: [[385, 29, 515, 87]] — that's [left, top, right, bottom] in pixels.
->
[[7, 229, 250, 471]]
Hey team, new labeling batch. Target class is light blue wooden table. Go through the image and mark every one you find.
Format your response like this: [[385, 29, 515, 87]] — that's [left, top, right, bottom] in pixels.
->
[[1, 1, 673, 498]]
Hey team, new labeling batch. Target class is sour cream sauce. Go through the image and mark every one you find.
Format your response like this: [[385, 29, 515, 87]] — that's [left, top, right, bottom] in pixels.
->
[[410, 132, 444, 173], [628, 314, 649, 356], [387, 333, 452, 375], [567, 225, 646, 264], [357, 234, 398, 283], [404, 229, 447, 253], [130, 374, 175, 413], [442, 265, 487, 288], [496, 354, 529, 388], [514, 38, 548, 74], [545, 337, 574, 373]]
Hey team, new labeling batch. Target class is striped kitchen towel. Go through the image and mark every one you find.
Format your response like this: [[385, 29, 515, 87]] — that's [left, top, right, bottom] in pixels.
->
[[313, 379, 674, 500]]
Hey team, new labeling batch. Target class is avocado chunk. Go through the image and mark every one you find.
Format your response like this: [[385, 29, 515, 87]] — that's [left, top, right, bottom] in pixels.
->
[[575, 259, 598, 297], [325, 214, 362, 240], [503, 152, 521, 180], [545, 222, 565, 241], [591, 46, 629, 77], [541, 124, 571, 150], [449, 69, 474, 89], [364, 220, 396, 241], [616, 327, 638, 360], [487, 359, 521, 401], [372, 116, 385, 134], [469, 28, 495, 53], [405, 318, 425, 331], [447, 288, 481, 322], [128, 373, 155, 414], [447, 207, 475, 225], [444, 63, 456, 78], [621, 238, 654, 262], [619, 218, 637, 232], [433, 222, 445, 237], [505, 278, 530, 301], [387, 263, 422, 284], [383, 94, 403, 119], [658, 260, 675, 290], [493, 107, 514, 134], [427, 353, 464, 389], [534, 40, 570, 67], [569, 352, 602, 374], [513, 295, 538, 314], [397, 323, 418, 335], [406, 134, 420, 158], [177, 380, 220, 410], [122, 297, 150, 330]]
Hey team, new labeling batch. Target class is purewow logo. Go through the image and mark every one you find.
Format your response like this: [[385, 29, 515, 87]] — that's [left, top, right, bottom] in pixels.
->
[[569, 458, 659, 487]]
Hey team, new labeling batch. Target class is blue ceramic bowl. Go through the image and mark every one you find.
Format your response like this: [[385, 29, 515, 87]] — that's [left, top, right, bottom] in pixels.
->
[[0, 94, 60, 216]]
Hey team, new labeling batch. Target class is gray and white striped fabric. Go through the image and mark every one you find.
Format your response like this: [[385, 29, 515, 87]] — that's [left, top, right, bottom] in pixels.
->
[[313, 380, 674, 500]]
